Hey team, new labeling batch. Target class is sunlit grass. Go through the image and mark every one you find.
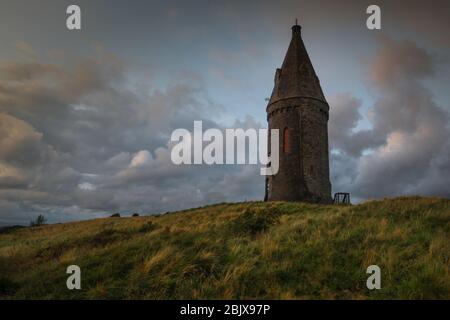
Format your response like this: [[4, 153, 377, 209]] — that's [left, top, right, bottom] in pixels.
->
[[0, 196, 448, 299]]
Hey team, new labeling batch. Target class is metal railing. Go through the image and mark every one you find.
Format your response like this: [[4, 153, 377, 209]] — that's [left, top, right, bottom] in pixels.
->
[[333, 192, 351, 205]]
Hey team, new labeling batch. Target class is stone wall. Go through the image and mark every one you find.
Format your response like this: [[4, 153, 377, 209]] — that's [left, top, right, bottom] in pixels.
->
[[266, 97, 332, 203]]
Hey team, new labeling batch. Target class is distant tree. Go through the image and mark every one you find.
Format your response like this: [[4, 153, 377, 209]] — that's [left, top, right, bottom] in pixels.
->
[[110, 213, 121, 218], [132, 213, 139, 217], [30, 215, 47, 227]]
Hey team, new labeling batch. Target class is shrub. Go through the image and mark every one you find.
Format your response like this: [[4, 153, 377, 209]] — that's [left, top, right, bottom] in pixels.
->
[[0, 277, 18, 295], [30, 215, 47, 227], [138, 221, 157, 233], [231, 207, 281, 236], [89, 228, 122, 246]]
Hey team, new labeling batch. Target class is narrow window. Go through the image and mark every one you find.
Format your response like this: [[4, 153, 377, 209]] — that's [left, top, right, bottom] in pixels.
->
[[283, 127, 290, 153]]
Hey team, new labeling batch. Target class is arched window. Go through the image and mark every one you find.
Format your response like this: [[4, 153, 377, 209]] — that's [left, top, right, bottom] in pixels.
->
[[283, 127, 290, 153]]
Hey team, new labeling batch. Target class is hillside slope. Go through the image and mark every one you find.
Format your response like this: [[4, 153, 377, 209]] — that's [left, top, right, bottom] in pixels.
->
[[0, 196, 449, 299]]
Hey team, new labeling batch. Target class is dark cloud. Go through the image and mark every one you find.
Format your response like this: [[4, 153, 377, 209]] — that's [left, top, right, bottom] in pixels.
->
[[0, 46, 264, 225], [328, 93, 383, 157], [330, 36, 450, 200], [2, 34, 450, 225]]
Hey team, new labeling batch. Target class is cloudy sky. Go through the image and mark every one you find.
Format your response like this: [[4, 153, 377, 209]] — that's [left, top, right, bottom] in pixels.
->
[[0, 0, 449, 225]]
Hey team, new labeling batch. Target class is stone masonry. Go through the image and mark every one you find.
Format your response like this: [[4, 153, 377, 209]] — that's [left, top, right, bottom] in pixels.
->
[[265, 24, 332, 203]]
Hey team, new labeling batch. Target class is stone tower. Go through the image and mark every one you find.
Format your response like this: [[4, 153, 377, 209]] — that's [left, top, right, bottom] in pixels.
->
[[265, 23, 332, 203]]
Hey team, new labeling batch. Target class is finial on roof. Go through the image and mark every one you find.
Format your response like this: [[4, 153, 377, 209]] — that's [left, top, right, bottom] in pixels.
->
[[292, 19, 301, 35]]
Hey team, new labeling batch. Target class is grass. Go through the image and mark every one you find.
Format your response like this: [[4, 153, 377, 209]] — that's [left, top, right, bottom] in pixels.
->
[[0, 196, 449, 299]]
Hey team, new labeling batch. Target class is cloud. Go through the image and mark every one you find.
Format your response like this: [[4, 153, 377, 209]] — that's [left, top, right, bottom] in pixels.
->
[[15, 41, 37, 59], [0, 113, 46, 166], [0, 32, 449, 225], [369, 37, 434, 89], [329, 93, 381, 157], [0, 45, 264, 225], [330, 36, 450, 200]]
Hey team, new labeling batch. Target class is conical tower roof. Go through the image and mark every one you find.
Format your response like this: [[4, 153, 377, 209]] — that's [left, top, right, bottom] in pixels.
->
[[268, 24, 326, 106]]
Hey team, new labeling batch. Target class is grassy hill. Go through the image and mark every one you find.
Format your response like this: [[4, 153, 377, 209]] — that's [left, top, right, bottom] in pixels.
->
[[0, 196, 449, 299]]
